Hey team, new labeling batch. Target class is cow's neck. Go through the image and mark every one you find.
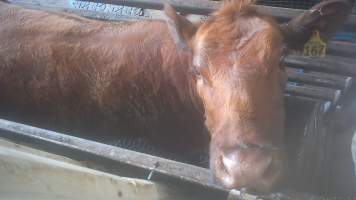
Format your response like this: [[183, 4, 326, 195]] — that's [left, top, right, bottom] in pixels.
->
[[96, 20, 208, 152]]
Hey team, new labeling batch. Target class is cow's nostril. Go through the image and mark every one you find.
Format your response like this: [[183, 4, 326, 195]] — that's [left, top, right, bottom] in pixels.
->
[[262, 157, 275, 179], [221, 153, 238, 174], [217, 155, 235, 187], [212, 143, 286, 192], [217, 150, 277, 190]]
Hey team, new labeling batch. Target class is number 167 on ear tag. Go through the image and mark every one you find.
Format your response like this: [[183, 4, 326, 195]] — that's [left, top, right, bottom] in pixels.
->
[[303, 31, 327, 58]]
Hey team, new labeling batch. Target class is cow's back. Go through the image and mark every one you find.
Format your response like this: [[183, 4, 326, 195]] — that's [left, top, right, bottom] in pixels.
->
[[0, 2, 102, 128], [0, 2, 208, 152], [0, 2, 159, 136]]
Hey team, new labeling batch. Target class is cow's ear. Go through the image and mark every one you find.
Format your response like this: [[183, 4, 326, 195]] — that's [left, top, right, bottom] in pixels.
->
[[280, 0, 351, 50], [164, 4, 198, 50]]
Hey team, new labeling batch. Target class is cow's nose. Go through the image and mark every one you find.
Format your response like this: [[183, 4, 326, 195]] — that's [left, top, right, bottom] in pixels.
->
[[217, 147, 285, 192]]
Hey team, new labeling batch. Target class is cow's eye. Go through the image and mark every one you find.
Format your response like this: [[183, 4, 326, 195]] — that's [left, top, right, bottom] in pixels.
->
[[196, 73, 204, 82]]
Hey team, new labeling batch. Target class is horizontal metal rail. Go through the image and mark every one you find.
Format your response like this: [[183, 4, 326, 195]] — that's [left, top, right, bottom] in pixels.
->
[[286, 68, 352, 90], [286, 84, 341, 103], [283, 55, 356, 77], [0, 119, 224, 196], [327, 41, 356, 58], [0, 119, 325, 200]]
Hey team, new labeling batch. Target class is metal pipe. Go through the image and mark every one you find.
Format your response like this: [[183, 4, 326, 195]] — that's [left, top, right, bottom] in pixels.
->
[[286, 68, 353, 90], [286, 84, 341, 103], [282, 55, 356, 77]]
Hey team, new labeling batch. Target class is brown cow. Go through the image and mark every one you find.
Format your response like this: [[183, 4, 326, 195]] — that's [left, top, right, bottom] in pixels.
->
[[0, 0, 350, 192]]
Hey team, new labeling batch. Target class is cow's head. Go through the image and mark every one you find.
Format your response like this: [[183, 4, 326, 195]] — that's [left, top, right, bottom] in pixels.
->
[[164, 0, 350, 192]]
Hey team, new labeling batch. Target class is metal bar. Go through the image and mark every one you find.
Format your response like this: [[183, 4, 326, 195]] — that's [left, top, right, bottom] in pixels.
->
[[285, 94, 320, 104], [286, 68, 353, 90], [286, 84, 341, 103], [78, 0, 356, 27], [328, 41, 356, 58], [0, 119, 220, 189], [0, 119, 325, 200], [0, 121, 235, 200], [283, 55, 356, 77], [284, 94, 334, 112]]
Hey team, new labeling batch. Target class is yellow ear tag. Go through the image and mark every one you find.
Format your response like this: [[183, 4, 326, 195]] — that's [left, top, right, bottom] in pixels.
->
[[303, 30, 326, 58]]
